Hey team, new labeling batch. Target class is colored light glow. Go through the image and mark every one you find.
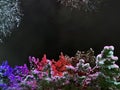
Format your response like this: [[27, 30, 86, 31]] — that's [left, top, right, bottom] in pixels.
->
[[0, 46, 120, 89]]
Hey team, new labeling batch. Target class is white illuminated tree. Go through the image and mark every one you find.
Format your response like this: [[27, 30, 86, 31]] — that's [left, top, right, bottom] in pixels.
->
[[0, 0, 21, 43], [58, 0, 103, 12]]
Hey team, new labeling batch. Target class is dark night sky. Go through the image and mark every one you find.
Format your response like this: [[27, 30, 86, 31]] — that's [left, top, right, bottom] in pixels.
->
[[0, 0, 120, 66]]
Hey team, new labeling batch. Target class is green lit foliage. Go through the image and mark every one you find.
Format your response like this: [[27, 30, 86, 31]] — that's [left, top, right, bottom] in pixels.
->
[[93, 46, 120, 90]]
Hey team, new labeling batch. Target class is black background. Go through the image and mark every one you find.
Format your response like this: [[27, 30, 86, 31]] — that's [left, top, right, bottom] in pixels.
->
[[0, 0, 120, 66]]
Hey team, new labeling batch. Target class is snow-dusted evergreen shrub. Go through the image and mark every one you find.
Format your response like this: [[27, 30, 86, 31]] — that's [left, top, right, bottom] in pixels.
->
[[0, 46, 120, 90]]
